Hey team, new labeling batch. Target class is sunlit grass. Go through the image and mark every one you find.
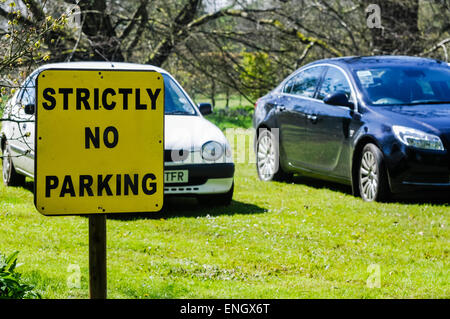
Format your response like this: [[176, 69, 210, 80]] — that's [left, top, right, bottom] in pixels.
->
[[0, 162, 448, 298], [0, 105, 448, 298]]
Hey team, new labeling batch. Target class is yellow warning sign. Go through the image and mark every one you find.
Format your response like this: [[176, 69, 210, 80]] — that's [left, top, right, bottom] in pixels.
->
[[35, 69, 164, 215]]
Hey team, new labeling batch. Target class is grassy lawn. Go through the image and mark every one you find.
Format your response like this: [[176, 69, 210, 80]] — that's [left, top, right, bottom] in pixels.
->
[[0, 104, 449, 299], [194, 94, 253, 110], [204, 105, 254, 130], [0, 161, 448, 298]]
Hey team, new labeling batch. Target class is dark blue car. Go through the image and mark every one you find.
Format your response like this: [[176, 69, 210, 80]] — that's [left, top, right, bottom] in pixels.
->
[[253, 56, 450, 201]]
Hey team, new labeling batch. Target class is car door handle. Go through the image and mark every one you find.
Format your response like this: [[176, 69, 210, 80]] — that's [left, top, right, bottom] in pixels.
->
[[276, 105, 286, 112], [306, 114, 318, 123]]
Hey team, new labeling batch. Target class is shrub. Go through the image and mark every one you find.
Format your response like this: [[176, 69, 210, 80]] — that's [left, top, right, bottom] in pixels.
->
[[238, 52, 279, 101], [0, 251, 40, 299]]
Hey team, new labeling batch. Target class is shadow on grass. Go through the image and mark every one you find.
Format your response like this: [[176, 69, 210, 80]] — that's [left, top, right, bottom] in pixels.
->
[[392, 191, 450, 205], [18, 180, 267, 219], [23, 180, 34, 193], [289, 174, 450, 206], [290, 175, 353, 195], [17, 176, 449, 218], [108, 196, 267, 221]]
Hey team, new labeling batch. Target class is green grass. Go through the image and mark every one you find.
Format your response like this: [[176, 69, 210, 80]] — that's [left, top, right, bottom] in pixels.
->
[[204, 105, 254, 130], [0, 164, 448, 298], [0, 104, 449, 298], [195, 94, 253, 109]]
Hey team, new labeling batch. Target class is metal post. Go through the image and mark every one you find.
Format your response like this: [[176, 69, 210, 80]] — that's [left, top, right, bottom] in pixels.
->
[[89, 214, 107, 299]]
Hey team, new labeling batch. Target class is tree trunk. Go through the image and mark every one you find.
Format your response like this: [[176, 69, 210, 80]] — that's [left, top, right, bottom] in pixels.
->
[[210, 79, 216, 108], [146, 0, 200, 66], [77, 0, 124, 61], [225, 87, 230, 109]]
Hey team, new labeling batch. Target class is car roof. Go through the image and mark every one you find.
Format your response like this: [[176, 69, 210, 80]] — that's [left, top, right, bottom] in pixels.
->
[[33, 61, 168, 74], [306, 55, 447, 71]]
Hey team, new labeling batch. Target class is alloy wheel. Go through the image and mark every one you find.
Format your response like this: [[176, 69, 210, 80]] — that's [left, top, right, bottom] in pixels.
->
[[257, 131, 277, 181], [359, 149, 379, 201]]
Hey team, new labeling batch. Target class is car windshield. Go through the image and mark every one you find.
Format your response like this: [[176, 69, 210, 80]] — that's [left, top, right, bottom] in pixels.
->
[[354, 65, 450, 106], [163, 74, 197, 115]]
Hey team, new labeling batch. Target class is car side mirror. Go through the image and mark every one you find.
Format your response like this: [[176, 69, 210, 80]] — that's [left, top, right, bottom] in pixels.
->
[[24, 103, 35, 115], [323, 92, 353, 109], [198, 102, 213, 115]]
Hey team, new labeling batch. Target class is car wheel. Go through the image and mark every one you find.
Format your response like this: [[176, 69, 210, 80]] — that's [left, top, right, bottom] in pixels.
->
[[198, 182, 234, 206], [358, 143, 389, 202], [2, 142, 25, 187], [256, 129, 291, 182]]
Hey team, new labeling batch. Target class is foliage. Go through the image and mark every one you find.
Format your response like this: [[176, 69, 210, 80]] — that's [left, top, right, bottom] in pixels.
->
[[0, 1, 68, 81], [238, 52, 279, 101], [0, 251, 40, 299], [1, 0, 450, 105]]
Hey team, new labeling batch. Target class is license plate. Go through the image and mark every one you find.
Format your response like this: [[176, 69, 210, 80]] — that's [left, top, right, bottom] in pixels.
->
[[164, 170, 188, 183]]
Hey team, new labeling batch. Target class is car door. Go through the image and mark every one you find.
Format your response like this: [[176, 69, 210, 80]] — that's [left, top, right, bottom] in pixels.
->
[[276, 66, 326, 168], [11, 74, 36, 176], [304, 66, 355, 176]]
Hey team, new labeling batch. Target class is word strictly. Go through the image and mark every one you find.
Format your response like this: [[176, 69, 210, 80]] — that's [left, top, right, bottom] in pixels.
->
[[41, 87, 161, 111]]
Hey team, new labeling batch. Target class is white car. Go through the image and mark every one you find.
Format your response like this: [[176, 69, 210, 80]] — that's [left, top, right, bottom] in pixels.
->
[[1, 62, 234, 205]]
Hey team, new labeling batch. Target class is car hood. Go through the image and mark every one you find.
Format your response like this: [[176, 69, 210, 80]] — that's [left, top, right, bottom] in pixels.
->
[[164, 115, 228, 151], [376, 104, 450, 132]]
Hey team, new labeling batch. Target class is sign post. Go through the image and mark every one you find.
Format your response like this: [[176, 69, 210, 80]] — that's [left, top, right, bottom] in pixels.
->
[[35, 68, 164, 298], [89, 214, 107, 299]]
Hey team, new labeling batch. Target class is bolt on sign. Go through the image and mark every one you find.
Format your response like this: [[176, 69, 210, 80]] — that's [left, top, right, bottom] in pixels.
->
[[35, 69, 164, 215]]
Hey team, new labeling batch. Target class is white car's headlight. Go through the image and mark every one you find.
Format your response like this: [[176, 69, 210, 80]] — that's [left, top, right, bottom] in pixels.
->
[[225, 143, 232, 158], [201, 141, 223, 161], [392, 125, 444, 151]]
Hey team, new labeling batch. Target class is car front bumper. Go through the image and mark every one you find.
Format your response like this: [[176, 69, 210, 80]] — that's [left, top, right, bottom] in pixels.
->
[[163, 163, 234, 195], [386, 144, 450, 193]]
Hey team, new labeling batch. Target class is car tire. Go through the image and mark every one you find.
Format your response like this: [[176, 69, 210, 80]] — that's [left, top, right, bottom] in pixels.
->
[[256, 129, 292, 182], [2, 142, 26, 187], [198, 182, 234, 206], [358, 143, 390, 202]]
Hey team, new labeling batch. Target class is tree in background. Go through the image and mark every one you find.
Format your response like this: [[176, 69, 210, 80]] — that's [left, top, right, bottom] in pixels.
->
[[0, 0, 68, 96], [365, 0, 420, 54], [0, 0, 449, 105], [238, 51, 279, 101]]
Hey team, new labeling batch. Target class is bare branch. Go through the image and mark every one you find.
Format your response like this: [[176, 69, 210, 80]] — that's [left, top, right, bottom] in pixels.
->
[[120, 0, 149, 40], [420, 38, 450, 61]]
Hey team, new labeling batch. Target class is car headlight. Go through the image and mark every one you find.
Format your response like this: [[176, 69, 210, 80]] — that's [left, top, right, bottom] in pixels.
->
[[392, 125, 444, 151], [201, 141, 223, 161], [225, 143, 232, 158]]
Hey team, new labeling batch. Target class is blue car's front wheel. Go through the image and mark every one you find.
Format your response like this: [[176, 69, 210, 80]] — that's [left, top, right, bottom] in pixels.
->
[[256, 129, 292, 182], [358, 143, 390, 202]]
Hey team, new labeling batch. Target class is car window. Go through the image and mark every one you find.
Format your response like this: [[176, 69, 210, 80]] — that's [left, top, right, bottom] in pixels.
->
[[287, 66, 325, 98], [163, 74, 196, 115], [19, 73, 37, 106], [282, 77, 295, 94], [354, 66, 450, 106], [317, 67, 353, 102]]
